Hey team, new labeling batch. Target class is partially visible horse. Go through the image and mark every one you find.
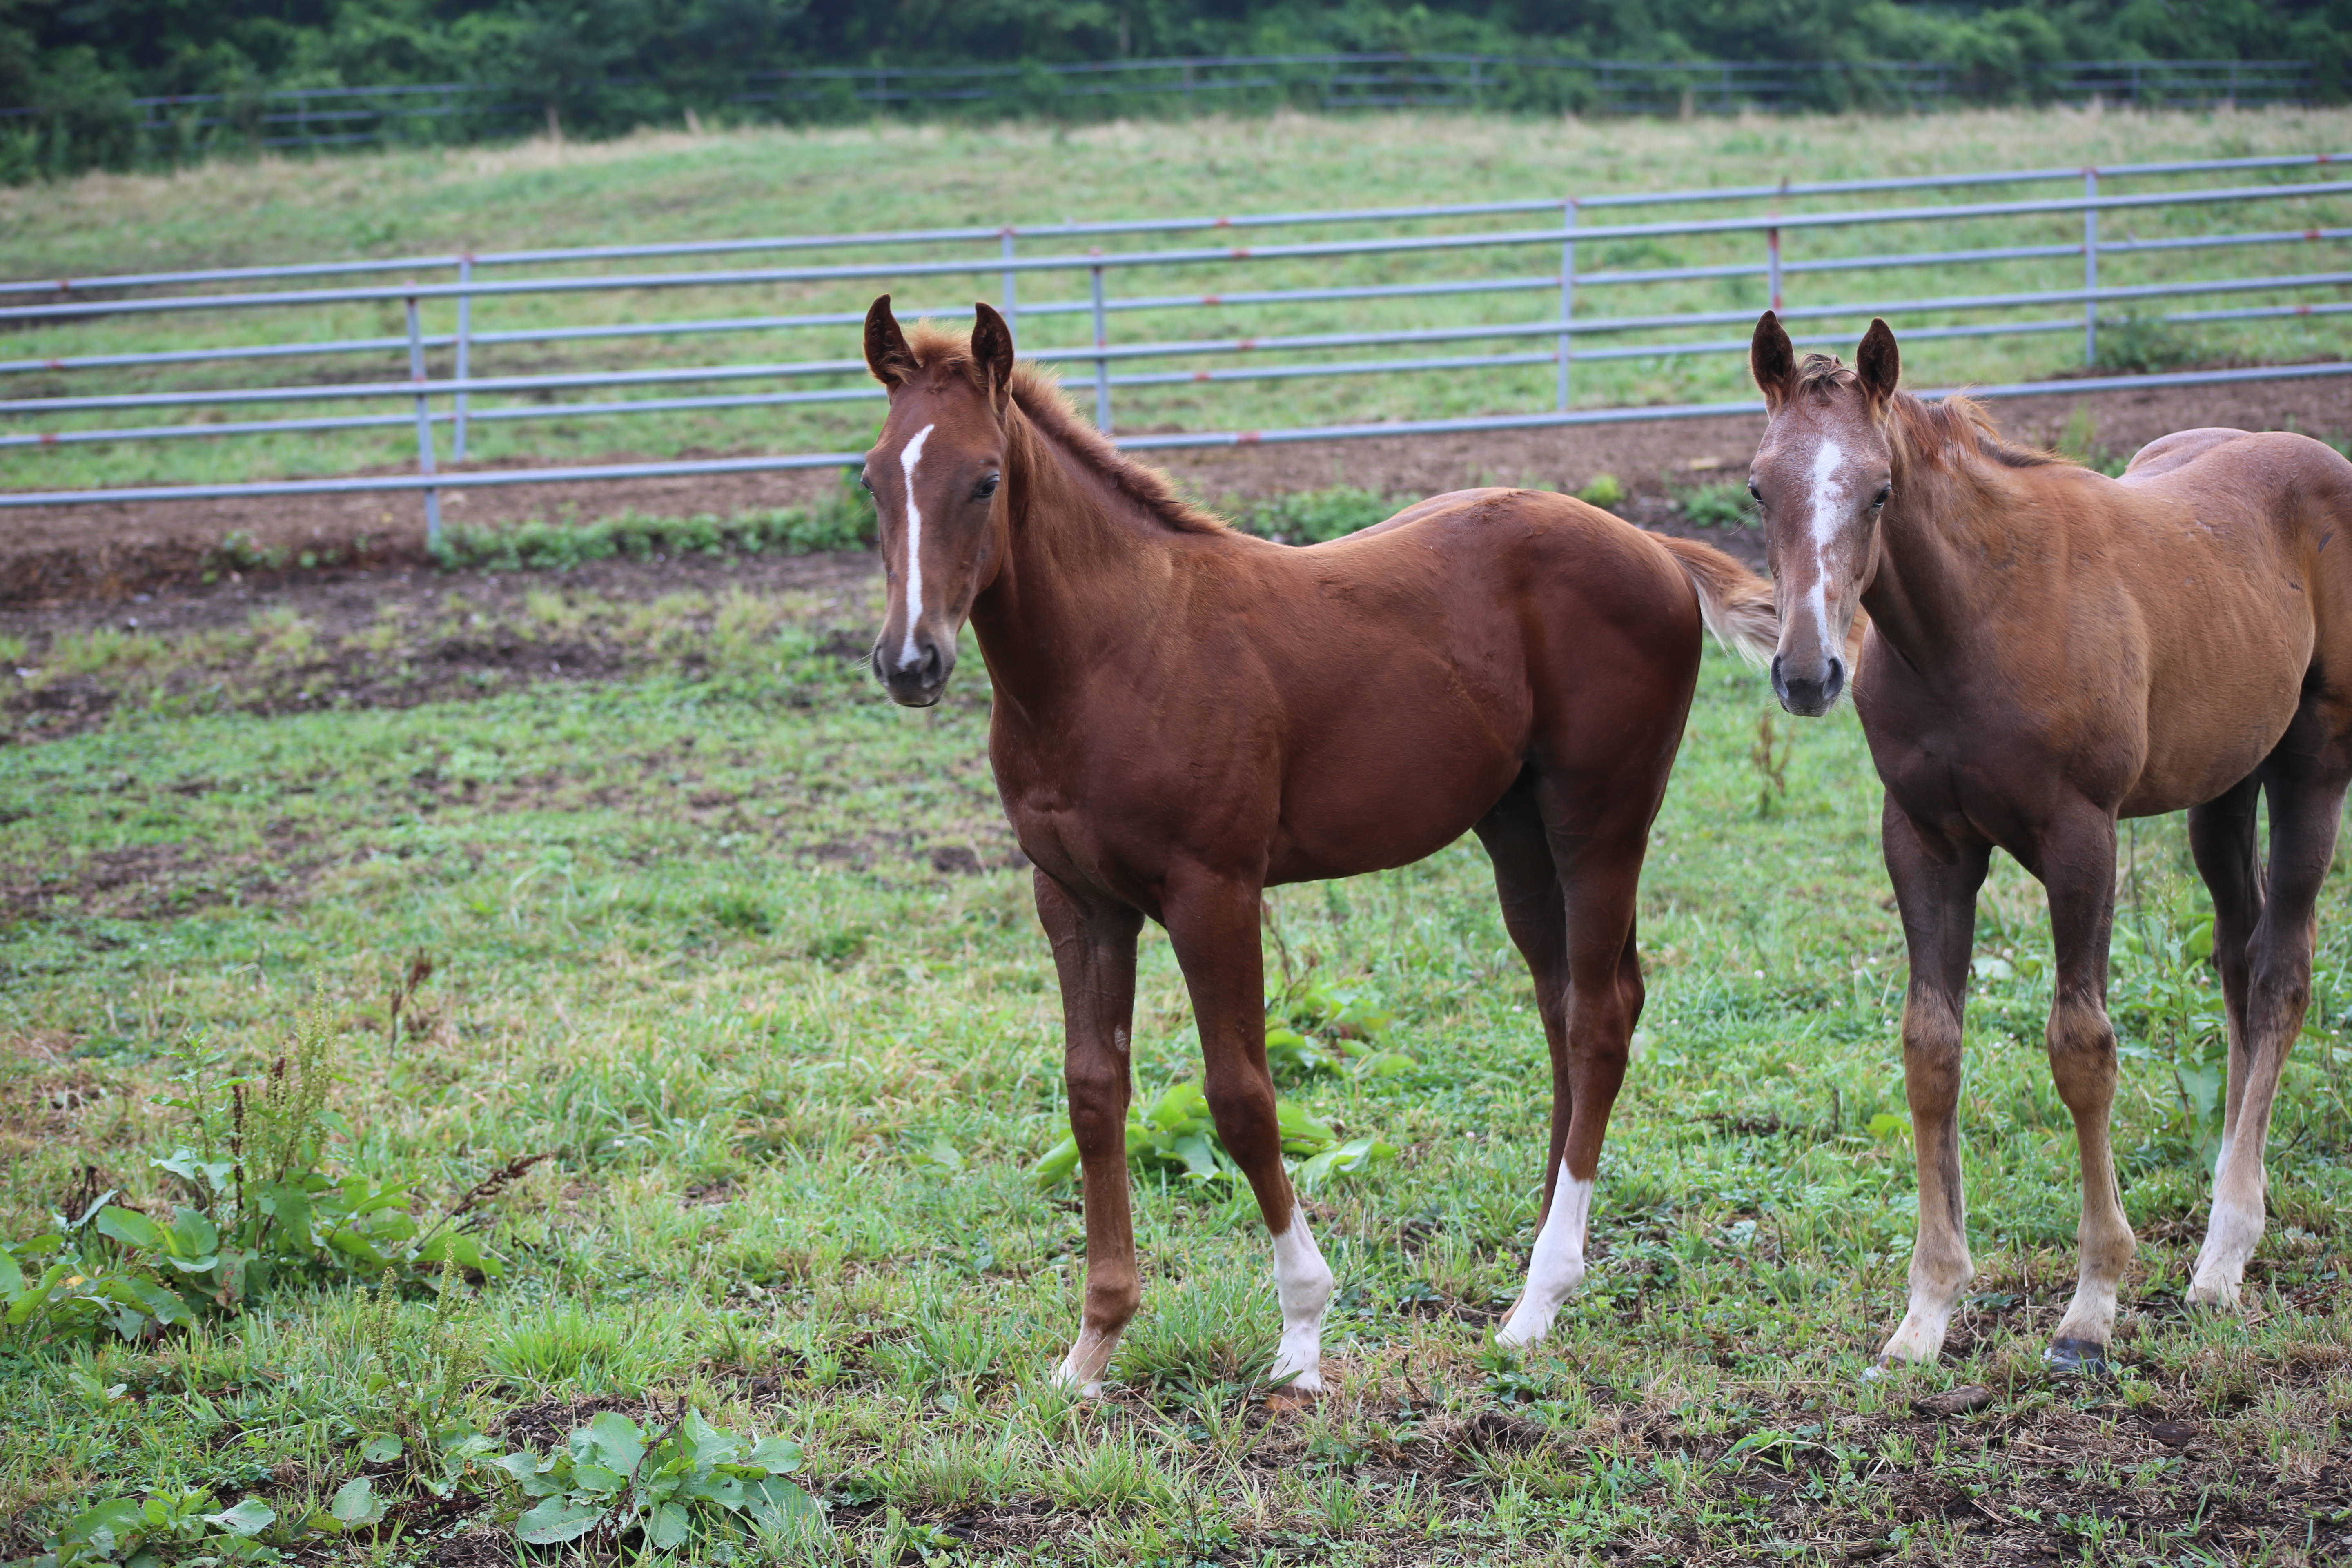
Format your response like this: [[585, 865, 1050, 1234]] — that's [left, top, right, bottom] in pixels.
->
[[858, 295, 1777, 1394], [1748, 310, 2352, 1370]]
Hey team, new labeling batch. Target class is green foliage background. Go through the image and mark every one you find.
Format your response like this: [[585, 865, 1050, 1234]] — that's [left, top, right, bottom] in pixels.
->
[[7, 0, 2352, 180]]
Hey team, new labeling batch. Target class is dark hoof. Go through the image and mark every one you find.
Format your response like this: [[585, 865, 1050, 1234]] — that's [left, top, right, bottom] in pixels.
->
[[2044, 1337, 2111, 1376]]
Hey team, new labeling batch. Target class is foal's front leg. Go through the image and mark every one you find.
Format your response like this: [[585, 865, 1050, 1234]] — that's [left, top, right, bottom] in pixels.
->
[[1878, 804, 1990, 1365], [2036, 808, 2136, 1370], [1164, 866, 1334, 1396], [1034, 870, 1145, 1395]]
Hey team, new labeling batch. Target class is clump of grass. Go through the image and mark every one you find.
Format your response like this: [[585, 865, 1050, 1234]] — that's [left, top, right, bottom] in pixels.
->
[[1677, 479, 1755, 529], [2093, 313, 2198, 377], [1227, 486, 1404, 544], [432, 477, 875, 573], [2055, 403, 2132, 476]]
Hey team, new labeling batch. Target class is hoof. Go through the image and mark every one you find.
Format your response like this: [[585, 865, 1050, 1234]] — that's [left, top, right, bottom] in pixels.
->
[[2184, 1279, 2243, 1312], [1266, 1364, 1323, 1408], [2044, 1337, 2111, 1377]]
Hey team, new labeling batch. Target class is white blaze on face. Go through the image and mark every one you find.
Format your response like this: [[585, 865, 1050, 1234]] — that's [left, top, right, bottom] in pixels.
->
[[1270, 1215, 1334, 1394], [1801, 435, 1847, 638], [1495, 1174, 1592, 1348], [895, 422, 936, 670]]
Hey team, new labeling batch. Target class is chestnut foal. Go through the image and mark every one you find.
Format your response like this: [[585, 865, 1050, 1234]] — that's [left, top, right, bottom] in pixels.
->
[[1749, 311, 2352, 1371], [861, 296, 1775, 1394]]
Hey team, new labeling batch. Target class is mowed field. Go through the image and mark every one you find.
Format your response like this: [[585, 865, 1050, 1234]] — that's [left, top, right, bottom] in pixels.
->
[[4, 107, 2351, 491], [4, 111, 2352, 1567]]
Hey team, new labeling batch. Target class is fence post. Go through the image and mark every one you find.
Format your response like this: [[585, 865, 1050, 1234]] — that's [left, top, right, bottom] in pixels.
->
[[1766, 178, 1786, 314], [1557, 197, 1577, 411], [2084, 167, 2099, 367], [404, 295, 443, 553], [452, 255, 473, 461], [1000, 229, 1018, 352], [1090, 255, 1111, 432]]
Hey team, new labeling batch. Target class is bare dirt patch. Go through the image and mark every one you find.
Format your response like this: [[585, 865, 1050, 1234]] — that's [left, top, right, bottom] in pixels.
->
[[0, 840, 313, 922], [0, 546, 882, 743]]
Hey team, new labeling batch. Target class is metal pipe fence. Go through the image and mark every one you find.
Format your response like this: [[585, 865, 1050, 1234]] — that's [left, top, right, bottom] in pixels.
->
[[7, 150, 2340, 299], [7, 152, 2350, 543]]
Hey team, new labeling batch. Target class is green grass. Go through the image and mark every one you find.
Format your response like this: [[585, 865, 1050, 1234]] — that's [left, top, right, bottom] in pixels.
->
[[7, 107, 2352, 492], [4, 572, 2351, 1563]]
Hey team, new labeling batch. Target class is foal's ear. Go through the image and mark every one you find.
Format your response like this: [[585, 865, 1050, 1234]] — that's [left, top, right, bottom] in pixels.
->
[[1750, 311, 1798, 413], [971, 301, 1016, 411], [1856, 318, 1900, 415], [864, 294, 920, 389]]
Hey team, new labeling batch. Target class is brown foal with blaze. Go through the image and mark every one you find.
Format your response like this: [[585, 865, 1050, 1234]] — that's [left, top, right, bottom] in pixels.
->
[[1748, 310, 2352, 1371], [859, 296, 1776, 1394]]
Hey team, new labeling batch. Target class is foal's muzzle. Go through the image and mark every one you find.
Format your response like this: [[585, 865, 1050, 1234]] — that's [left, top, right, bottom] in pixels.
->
[[1772, 652, 1845, 717], [875, 634, 952, 707]]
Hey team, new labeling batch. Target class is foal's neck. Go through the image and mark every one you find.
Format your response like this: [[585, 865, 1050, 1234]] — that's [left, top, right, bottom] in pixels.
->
[[1864, 425, 2014, 676], [967, 399, 1203, 709]]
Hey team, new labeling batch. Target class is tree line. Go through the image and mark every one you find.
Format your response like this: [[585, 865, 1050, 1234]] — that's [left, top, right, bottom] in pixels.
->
[[5, 0, 2348, 180]]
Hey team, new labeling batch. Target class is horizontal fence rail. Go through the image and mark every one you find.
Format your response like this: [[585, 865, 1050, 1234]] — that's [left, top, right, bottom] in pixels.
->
[[7, 151, 2343, 299], [7, 152, 2351, 542], [8, 180, 2352, 328]]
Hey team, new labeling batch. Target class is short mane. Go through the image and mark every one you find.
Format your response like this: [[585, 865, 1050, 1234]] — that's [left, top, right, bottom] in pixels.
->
[[903, 321, 1227, 534], [1792, 350, 2070, 474]]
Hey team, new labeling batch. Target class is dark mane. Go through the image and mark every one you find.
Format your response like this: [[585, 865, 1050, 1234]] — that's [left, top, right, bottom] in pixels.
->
[[1793, 350, 2070, 474], [904, 321, 1227, 535]]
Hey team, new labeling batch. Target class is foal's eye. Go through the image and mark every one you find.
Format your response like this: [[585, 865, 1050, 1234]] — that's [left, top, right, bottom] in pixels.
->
[[1873, 484, 1893, 508], [857, 469, 873, 493], [1746, 479, 1762, 500], [973, 474, 1001, 500]]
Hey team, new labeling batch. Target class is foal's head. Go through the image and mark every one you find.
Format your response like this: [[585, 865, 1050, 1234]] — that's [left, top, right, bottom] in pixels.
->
[[1746, 312, 1900, 717], [860, 295, 1017, 707]]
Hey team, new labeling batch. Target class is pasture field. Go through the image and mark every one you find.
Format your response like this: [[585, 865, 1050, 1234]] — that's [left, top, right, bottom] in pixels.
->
[[2, 539, 2351, 1566], [6, 107, 2352, 491]]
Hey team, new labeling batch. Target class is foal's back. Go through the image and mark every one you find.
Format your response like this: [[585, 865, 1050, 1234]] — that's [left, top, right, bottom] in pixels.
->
[[1946, 429, 2352, 817], [1035, 486, 1713, 888]]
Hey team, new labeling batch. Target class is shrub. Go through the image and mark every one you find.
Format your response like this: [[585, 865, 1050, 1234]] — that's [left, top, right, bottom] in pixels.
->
[[1677, 481, 1755, 529], [492, 1408, 817, 1550], [2092, 314, 2197, 377], [2, 1012, 512, 1342], [15, 1489, 281, 1568], [1231, 487, 1402, 544], [1576, 472, 1625, 509], [430, 478, 875, 574], [1029, 1080, 1395, 1193]]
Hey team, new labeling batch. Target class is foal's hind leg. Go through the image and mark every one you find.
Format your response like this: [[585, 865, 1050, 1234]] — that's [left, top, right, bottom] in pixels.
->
[[1482, 779, 1648, 1350], [1162, 863, 1334, 1395], [2187, 776, 2265, 1184], [1034, 871, 1146, 1395], [2189, 730, 2352, 1307]]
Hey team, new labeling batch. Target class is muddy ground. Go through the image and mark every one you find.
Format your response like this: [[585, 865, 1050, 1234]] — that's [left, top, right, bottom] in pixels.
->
[[8, 376, 2348, 607]]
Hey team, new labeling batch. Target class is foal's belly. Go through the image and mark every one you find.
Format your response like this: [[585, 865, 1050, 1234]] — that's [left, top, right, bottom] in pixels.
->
[[1263, 736, 1525, 884]]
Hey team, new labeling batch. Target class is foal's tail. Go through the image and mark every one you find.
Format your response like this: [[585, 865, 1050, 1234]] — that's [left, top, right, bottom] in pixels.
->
[[1650, 534, 1778, 666]]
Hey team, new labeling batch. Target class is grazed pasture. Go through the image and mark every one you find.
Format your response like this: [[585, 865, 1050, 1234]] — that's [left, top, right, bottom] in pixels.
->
[[2, 535, 2350, 1564], [5, 107, 2350, 490]]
